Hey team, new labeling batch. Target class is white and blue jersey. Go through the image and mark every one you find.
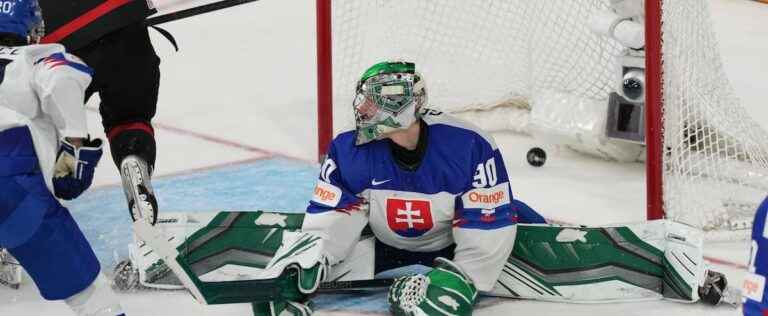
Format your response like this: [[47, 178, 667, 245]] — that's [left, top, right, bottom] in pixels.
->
[[744, 196, 768, 315], [0, 43, 99, 301], [0, 43, 93, 191], [302, 109, 524, 291]]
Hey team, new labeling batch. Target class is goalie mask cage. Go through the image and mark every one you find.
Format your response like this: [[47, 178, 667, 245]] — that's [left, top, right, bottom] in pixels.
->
[[315, 0, 768, 240]]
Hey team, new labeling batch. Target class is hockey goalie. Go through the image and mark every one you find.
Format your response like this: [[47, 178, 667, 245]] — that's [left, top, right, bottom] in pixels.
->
[[130, 61, 738, 316]]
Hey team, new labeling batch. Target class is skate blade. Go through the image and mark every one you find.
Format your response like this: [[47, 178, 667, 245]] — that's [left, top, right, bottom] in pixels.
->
[[121, 157, 158, 225], [0, 252, 21, 290]]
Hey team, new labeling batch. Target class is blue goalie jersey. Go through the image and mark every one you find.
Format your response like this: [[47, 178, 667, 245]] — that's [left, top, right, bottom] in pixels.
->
[[744, 196, 768, 316], [302, 109, 523, 291]]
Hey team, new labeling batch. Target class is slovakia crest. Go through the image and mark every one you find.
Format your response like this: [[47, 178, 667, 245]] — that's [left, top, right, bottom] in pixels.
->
[[386, 198, 434, 237]]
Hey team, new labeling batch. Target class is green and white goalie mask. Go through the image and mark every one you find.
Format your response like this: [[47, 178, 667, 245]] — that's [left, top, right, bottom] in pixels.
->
[[353, 61, 427, 145]]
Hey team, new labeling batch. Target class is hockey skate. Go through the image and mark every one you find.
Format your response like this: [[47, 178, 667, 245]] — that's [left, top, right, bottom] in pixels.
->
[[0, 248, 22, 289], [698, 270, 741, 307], [120, 155, 158, 225]]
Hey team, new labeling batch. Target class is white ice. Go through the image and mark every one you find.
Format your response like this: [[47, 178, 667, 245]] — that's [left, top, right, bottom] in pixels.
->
[[1, 0, 766, 315]]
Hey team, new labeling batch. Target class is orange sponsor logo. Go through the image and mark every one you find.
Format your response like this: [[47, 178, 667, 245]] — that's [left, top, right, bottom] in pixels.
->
[[744, 278, 761, 296], [468, 190, 505, 205], [314, 186, 336, 202]]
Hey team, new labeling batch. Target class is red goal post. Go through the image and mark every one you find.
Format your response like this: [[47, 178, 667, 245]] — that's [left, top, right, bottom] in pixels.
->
[[644, 0, 663, 221]]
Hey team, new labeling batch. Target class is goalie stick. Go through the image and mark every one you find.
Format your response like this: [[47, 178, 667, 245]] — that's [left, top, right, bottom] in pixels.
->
[[132, 220, 207, 303], [317, 278, 393, 292], [145, 0, 262, 26]]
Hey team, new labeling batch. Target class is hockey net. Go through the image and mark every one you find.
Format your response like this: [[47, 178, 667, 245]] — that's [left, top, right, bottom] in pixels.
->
[[319, 0, 768, 240]]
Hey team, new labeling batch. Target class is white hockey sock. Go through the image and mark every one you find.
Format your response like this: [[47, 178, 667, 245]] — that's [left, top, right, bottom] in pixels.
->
[[64, 273, 125, 316]]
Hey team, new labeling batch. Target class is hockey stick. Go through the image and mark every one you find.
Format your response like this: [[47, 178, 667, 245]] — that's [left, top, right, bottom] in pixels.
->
[[317, 278, 394, 292], [132, 220, 208, 303], [145, 0, 262, 26]]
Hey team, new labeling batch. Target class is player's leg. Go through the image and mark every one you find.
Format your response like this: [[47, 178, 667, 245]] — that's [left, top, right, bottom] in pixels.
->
[[8, 201, 125, 315], [0, 127, 42, 289], [0, 127, 124, 315], [490, 221, 734, 305], [743, 196, 768, 316], [75, 22, 161, 224]]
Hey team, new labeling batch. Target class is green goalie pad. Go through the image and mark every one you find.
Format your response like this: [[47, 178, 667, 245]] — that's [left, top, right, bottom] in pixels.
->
[[492, 220, 705, 303], [132, 211, 309, 305], [133, 211, 705, 305]]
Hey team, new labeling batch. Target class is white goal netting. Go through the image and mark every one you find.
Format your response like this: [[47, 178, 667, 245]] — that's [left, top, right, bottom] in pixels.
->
[[329, 0, 768, 239], [659, 1, 768, 238]]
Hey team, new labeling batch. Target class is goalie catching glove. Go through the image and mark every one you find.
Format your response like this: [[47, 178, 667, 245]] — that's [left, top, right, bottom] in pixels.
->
[[388, 257, 478, 316], [53, 138, 103, 200]]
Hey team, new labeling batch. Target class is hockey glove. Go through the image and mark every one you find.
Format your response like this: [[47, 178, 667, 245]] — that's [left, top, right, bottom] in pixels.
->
[[388, 257, 478, 316], [53, 138, 103, 200]]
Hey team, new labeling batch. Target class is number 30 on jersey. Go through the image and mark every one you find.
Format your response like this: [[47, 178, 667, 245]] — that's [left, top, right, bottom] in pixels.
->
[[472, 157, 497, 188]]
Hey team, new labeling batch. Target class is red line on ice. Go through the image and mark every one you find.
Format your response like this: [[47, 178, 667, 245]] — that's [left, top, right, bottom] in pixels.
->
[[85, 107, 314, 189], [89, 155, 282, 190], [86, 107, 313, 163]]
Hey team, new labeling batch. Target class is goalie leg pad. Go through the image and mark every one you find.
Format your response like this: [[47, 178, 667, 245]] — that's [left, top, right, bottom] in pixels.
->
[[8, 203, 100, 300], [132, 211, 316, 304], [490, 220, 706, 303], [660, 221, 705, 302]]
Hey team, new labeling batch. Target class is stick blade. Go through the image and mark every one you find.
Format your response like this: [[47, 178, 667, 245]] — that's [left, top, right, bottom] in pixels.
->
[[132, 220, 208, 304]]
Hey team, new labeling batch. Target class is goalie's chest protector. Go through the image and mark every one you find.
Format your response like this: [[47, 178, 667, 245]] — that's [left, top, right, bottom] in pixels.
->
[[319, 113, 501, 252]]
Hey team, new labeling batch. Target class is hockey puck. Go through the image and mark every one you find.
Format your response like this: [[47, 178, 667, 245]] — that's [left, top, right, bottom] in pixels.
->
[[526, 147, 547, 167]]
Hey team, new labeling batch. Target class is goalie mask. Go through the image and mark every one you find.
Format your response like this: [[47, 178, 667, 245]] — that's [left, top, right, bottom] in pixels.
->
[[353, 61, 427, 145], [0, 0, 44, 44]]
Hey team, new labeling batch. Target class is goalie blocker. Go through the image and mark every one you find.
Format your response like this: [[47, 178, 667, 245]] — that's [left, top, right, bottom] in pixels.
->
[[129, 211, 736, 312]]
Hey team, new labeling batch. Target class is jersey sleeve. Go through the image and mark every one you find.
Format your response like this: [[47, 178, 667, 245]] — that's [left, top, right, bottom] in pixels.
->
[[302, 139, 369, 266], [513, 198, 546, 224], [744, 196, 768, 315], [31, 50, 93, 140], [452, 134, 517, 291]]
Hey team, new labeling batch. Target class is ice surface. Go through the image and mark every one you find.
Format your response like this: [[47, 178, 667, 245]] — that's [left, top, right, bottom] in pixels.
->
[[65, 158, 316, 268], [0, 0, 764, 315]]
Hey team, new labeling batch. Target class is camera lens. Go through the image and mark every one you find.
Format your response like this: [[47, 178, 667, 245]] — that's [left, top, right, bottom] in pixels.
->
[[622, 69, 645, 102]]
